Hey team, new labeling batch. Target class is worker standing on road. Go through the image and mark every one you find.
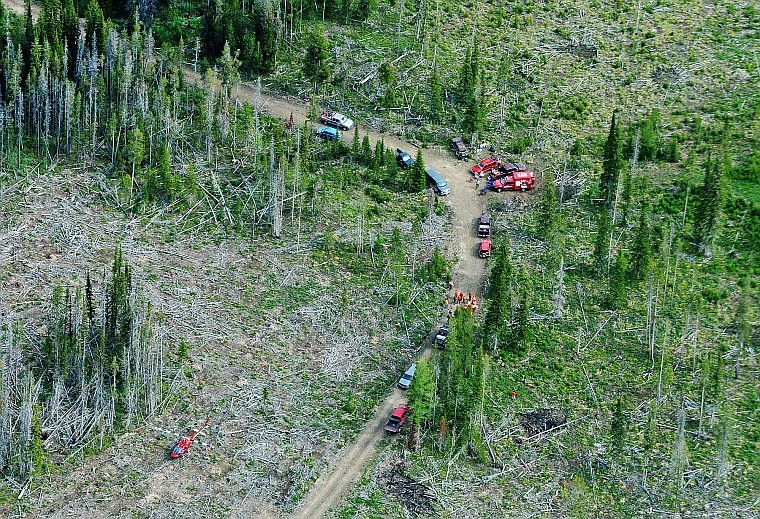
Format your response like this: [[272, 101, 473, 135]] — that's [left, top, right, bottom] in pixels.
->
[[475, 177, 480, 189]]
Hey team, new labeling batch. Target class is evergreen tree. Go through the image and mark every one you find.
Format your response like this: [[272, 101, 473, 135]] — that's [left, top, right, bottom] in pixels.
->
[[84, 0, 106, 55], [61, 0, 79, 74], [303, 28, 330, 85], [429, 64, 443, 120], [407, 359, 434, 429], [639, 110, 661, 162], [22, 0, 34, 81], [460, 42, 482, 136], [38, 0, 63, 59], [511, 285, 530, 351], [360, 134, 372, 167], [694, 154, 723, 256], [457, 46, 473, 104], [201, 0, 225, 60], [379, 61, 397, 107], [0, 2, 6, 58], [593, 208, 612, 276], [409, 148, 426, 193], [538, 167, 559, 238], [218, 40, 241, 98], [253, 0, 277, 74], [600, 112, 622, 206], [29, 405, 46, 476], [439, 307, 475, 433], [351, 126, 360, 160], [156, 145, 175, 201], [426, 247, 447, 281], [373, 138, 384, 171], [629, 203, 652, 281], [354, 0, 378, 20], [610, 396, 627, 452], [483, 239, 512, 351], [620, 165, 632, 225], [607, 251, 627, 310]]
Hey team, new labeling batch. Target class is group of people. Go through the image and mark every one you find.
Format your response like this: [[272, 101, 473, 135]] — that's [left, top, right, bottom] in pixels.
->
[[445, 282, 479, 316]]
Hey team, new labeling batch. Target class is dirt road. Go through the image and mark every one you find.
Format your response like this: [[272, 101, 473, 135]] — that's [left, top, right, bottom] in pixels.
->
[[212, 80, 487, 518], [221, 89, 488, 518]]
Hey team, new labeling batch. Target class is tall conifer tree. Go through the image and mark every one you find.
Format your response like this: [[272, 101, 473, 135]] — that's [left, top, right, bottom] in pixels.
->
[[694, 154, 723, 256], [629, 203, 652, 281], [600, 112, 621, 206], [594, 208, 611, 276]]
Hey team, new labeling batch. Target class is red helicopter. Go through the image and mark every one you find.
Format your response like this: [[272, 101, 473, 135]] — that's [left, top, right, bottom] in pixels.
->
[[170, 418, 209, 458]]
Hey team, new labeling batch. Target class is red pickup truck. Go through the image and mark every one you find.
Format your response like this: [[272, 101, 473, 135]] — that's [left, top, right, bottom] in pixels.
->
[[471, 156, 502, 175], [384, 404, 411, 433], [492, 170, 536, 192]]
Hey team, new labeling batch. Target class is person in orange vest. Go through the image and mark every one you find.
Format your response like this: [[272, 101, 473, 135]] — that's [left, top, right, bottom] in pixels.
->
[[511, 390, 517, 399], [457, 292, 464, 304]]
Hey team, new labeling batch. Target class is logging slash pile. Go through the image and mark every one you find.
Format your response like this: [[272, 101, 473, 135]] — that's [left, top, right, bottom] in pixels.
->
[[518, 408, 568, 436], [380, 463, 437, 517]]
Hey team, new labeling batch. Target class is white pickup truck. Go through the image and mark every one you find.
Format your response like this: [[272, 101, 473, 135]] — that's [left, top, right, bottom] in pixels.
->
[[319, 110, 354, 130]]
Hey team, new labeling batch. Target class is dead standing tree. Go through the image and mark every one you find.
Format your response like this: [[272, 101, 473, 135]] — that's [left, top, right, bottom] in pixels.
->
[[269, 141, 285, 237]]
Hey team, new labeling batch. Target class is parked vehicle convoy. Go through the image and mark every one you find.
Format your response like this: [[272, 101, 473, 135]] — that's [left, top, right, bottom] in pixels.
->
[[450, 136, 468, 159], [477, 212, 492, 237], [479, 238, 492, 258], [434, 325, 449, 348], [316, 126, 342, 141], [471, 156, 502, 175], [395, 148, 415, 169], [425, 167, 451, 195], [319, 110, 354, 130], [385, 404, 411, 433], [492, 170, 535, 192], [397, 363, 416, 389]]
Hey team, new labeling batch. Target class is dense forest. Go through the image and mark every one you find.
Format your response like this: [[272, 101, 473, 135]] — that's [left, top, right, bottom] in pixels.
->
[[0, 0, 757, 515]]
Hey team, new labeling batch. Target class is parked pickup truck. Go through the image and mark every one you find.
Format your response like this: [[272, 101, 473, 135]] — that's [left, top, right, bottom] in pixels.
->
[[434, 325, 449, 348], [384, 404, 411, 433], [319, 110, 354, 130], [477, 212, 492, 237], [471, 157, 502, 175], [395, 148, 415, 169], [479, 238, 492, 258], [492, 170, 535, 192], [450, 136, 467, 159]]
